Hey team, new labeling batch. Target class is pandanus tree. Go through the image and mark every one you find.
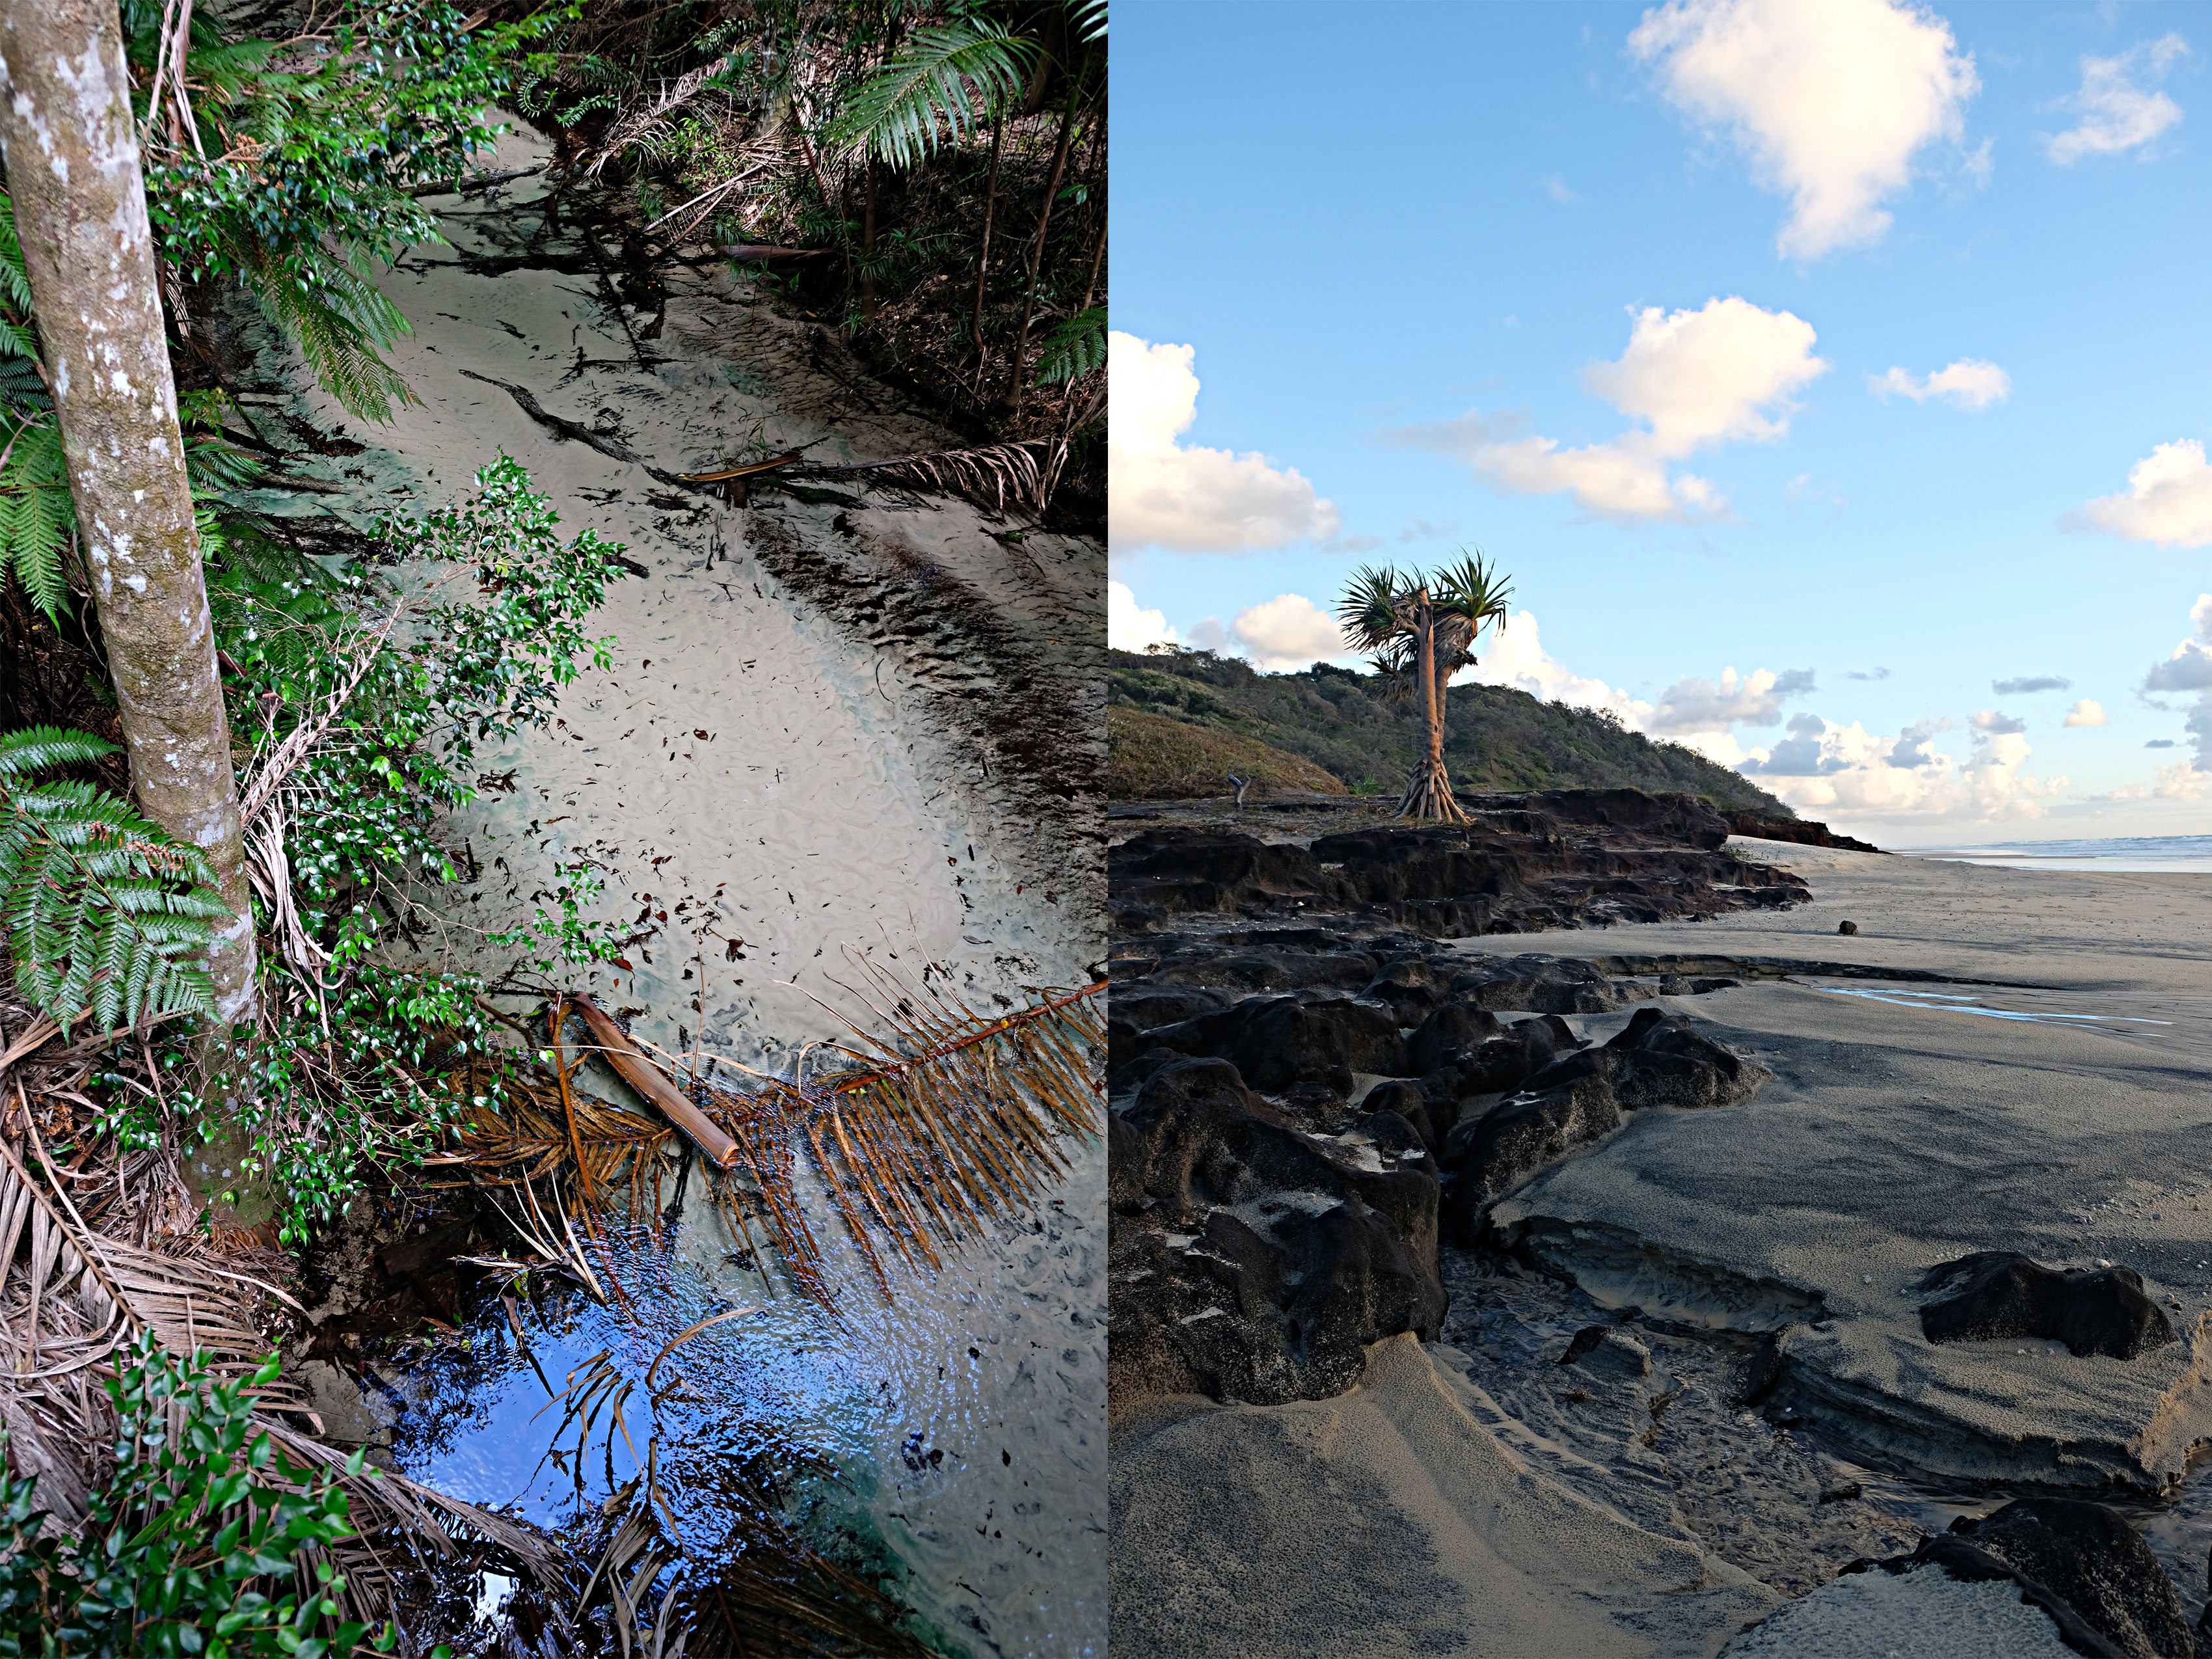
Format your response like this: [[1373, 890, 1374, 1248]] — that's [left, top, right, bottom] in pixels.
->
[[1338, 553, 1514, 822]]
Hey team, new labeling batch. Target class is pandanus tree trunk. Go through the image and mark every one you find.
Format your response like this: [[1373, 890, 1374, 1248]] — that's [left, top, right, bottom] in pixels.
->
[[0, 0, 263, 1211], [1397, 589, 1465, 822]]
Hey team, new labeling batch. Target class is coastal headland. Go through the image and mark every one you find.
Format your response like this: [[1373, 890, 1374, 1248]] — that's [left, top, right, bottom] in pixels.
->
[[1107, 792, 2212, 1658]]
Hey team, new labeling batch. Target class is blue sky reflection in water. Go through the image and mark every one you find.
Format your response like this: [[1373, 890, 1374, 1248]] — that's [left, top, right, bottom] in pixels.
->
[[378, 1145, 1107, 1658], [1110, 1, 2212, 843]]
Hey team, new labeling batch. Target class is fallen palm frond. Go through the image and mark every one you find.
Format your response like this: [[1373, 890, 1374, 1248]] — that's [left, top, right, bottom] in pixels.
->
[[436, 973, 1103, 1303], [791, 438, 1066, 517], [0, 1070, 573, 1619]]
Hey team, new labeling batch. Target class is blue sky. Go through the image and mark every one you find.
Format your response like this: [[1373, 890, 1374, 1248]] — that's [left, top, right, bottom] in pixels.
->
[[1109, 0, 2212, 842]]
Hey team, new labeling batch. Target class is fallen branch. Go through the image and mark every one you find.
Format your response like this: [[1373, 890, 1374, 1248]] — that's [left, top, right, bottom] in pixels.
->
[[562, 994, 740, 1168]]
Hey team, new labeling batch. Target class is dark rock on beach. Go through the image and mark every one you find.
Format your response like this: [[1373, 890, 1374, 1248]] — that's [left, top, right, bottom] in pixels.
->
[[1844, 1498, 2192, 1659], [1107, 791, 1803, 1412], [1439, 1009, 1770, 1241], [1918, 1253, 2176, 1361], [1126, 993, 1408, 1101], [1109, 789, 1809, 937], [1952, 1499, 2196, 1659], [1109, 1057, 1446, 1405]]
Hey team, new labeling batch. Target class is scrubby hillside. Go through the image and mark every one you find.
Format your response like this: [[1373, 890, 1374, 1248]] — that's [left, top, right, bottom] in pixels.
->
[[1109, 647, 1792, 816], [1109, 706, 1348, 800]]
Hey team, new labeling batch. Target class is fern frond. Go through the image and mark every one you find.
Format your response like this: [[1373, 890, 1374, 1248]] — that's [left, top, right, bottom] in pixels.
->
[[1034, 307, 1105, 386], [0, 732, 226, 1035], [833, 22, 1039, 170], [0, 417, 74, 620], [0, 727, 118, 778], [1072, 0, 1108, 41]]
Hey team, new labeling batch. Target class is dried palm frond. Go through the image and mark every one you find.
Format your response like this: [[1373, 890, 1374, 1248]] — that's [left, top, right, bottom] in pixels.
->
[[792, 438, 1066, 516], [437, 975, 1103, 1304], [0, 1081, 573, 1607]]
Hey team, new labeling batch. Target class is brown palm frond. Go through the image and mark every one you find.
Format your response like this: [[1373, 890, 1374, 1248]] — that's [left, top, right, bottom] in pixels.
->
[[436, 977, 1103, 1305], [793, 438, 1065, 515]]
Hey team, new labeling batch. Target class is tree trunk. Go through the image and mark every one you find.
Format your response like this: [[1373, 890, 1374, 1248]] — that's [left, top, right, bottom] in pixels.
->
[[1397, 593, 1464, 822], [970, 113, 1002, 394], [861, 155, 878, 323], [1001, 74, 1084, 417], [0, 0, 263, 1211]]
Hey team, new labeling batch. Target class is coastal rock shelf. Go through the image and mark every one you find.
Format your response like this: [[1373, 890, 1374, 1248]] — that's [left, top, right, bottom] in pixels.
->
[[1109, 789, 1809, 938], [1109, 820, 2212, 1654]]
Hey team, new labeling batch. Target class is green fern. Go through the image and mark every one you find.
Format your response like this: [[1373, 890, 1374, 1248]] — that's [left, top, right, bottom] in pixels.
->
[[833, 21, 1039, 170], [1034, 307, 1106, 387], [1072, 0, 1108, 42], [0, 727, 230, 1036]]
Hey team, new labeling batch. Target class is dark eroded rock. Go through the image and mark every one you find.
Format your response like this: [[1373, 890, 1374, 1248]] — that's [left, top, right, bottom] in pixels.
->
[[1950, 1498, 2194, 1659], [1918, 1254, 2176, 1361], [1407, 1003, 1509, 1074], [1604, 1006, 1773, 1110], [1109, 1057, 1446, 1407], [1441, 1070, 1621, 1244], [1130, 993, 1409, 1098]]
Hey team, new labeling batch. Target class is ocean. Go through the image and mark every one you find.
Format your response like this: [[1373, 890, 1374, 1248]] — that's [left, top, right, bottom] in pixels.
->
[[1897, 834, 2212, 874]]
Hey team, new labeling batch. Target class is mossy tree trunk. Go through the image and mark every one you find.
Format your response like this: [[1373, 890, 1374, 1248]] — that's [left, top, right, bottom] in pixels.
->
[[0, 0, 265, 1217]]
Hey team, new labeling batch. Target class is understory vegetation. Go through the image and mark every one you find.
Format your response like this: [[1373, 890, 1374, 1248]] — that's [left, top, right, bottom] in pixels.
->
[[511, 0, 1109, 513], [1109, 646, 1798, 815]]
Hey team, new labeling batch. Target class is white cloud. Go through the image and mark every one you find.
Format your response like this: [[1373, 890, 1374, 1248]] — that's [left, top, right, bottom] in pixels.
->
[[1385, 297, 1826, 524], [1868, 358, 2012, 411], [1107, 333, 1342, 553], [1630, 0, 1980, 259], [1543, 174, 1580, 204], [1970, 709, 2026, 735], [1736, 714, 2066, 823], [2047, 35, 2190, 165], [2063, 699, 2107, 727], [1454, 610, 1656, 727], [1230, 593, 1353, 672], [2071, 440, 2212, 548], [1648, 666, 1816, 733], [1107, 580, 1177, 652]]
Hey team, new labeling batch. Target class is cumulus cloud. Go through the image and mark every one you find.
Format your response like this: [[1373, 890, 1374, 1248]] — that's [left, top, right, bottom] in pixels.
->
[[1107, 333, 1343, 553], [2071, 440, 2212, 548], [1992, 675, 2069, 694], [1735, 714, 2066, 822], [2140, 594, 2212, 697], [1648, 666, 1816, 734], [1386, 297, 1827, 524], [2047, 35, 2190, 165], [1230, 594, 1354, 672], [1868, 358, 2012, 411], [1630, 0, 1980, 259], [2063, 699, 2107, 727], [1107, 581, 1178, 652], [1971, 709, 2027, 735], [1453, 610, 1656, 728]]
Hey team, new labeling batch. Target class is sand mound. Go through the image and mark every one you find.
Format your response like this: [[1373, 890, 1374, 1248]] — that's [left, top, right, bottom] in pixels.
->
[[1109, 1332, 1777, 1658]]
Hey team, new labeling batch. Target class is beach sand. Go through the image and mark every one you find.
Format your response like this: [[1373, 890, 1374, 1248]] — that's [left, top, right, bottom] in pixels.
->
[[1109, 841, 2212, 1654]]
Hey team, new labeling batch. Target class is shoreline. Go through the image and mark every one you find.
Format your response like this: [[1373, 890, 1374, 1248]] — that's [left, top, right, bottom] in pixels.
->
[[1109, 820, 2212, 1655]]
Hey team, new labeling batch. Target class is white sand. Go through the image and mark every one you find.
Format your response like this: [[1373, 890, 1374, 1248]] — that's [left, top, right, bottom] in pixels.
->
[[247, 122, 1099, 1069], [1110, 1332, 1779, 1658]]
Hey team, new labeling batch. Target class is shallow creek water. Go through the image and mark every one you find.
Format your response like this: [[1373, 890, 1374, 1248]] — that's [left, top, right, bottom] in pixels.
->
[[256, 126, 1103, 1654]]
